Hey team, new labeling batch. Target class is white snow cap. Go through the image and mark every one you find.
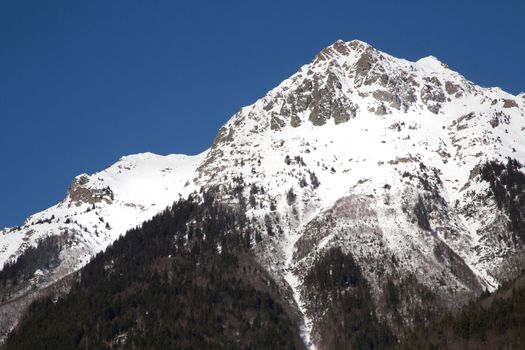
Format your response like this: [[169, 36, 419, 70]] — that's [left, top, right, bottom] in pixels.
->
[[416, 55, 448, 71]]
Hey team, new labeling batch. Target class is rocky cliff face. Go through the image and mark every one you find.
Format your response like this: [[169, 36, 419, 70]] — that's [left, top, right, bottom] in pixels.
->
[[192, 39, 525, 348], [1, 40, 524, 348]]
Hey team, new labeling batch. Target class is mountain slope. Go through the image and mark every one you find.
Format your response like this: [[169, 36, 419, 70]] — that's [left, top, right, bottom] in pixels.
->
[[192, 39, 525, 347], [1, 39, 525, 348], [394, 271, 525, 349], [1, 151, 207, 270], [4, 195, 306, 349], [0, 151, 207, 340]]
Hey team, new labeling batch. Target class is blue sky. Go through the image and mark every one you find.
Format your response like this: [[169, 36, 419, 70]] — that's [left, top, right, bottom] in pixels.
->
[[1, 0, 524, 228]]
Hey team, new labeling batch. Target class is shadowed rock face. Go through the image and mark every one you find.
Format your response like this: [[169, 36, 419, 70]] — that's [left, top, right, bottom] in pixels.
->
[[420, 77, 446, 114], [354, 49, 377, 82], [254, 40, 451, 130], [67, 175, 114, 206], [445, 81, 462, 97], [503, 99, 518, 108], [206, 40, 494, 141], [271, 68, 359, 129], [307, 71, 358, 126], [312, 39, 357, 64]]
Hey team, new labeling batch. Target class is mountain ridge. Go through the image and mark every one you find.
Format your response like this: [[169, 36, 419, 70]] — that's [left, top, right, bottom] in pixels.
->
[[1, 39, 525, 348]]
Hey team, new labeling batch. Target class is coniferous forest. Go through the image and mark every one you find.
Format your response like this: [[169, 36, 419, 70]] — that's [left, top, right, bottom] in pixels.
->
[[4, 159, 525, 349], [481, 158, 525, 239], [393, 273, 525, 350], [4, 192, 304, 350], [303, 247, 395, 349]]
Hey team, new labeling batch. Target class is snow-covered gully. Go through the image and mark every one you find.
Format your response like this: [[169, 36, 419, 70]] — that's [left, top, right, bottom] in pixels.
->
[[282, 228, 316, 350]]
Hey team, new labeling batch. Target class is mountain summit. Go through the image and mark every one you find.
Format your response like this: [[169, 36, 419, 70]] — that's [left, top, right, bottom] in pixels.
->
[[1, 40, 524, 348]]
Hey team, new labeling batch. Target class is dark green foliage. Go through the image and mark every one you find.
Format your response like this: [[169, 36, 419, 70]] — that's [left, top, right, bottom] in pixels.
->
[[308, 171, 320, 189], [33, 215, 55, 225], [249, 193, 257, 207], [413, 196, 431, 231], [294, 156, 306, 166], [304, 248, 362, 290], [395, 273, 525, 349], [286, 187, 296, 206], [0, 234, 66, 290], [383, 274, 438, 330], [386, 278, 400, 307], [264, 214, 274, 236], [303, 248, 396, 350], [299, 177, 308, 188], [249, 183, 258, 207], [481, 158, 525, 240], [284, 155, 305, 167], [5, 193, 302, 350]]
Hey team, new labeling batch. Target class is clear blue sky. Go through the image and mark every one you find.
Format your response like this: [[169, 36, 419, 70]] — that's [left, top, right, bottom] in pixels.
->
[[1, 0, 524, 228]]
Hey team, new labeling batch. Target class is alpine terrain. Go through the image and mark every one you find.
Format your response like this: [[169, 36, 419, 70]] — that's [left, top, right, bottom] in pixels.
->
[[1, 40, 525, 349]]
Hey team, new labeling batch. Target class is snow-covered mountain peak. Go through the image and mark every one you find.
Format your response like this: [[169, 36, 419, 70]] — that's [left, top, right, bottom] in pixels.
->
[[65, 151, 208, 207], [1, 40, 524, 348], [195, 40, 525, 310], [0, 150, 208, 271], [205, 40, 521, 163], [312, 40, 453, 80], [312, 39, 372, 63], [239, 40, 496, 137], [416, 55, 448, 71]]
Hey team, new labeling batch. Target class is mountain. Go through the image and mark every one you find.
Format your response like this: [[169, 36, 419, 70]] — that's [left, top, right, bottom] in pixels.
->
[[1, 39, 525, 349], [0, 152, 206, 340], [395, 270, 525, 349], [4, 196, 308, 350], [0, 151, 207, 270]]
